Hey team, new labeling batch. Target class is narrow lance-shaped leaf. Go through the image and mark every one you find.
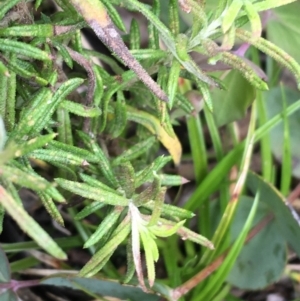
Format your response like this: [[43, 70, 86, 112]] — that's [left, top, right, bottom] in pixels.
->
[[79, 173, 120, 195], [0, 24, 79, 38], [1, 166, 51, 191], [115, 162, 136, 198], [148, 187, 166, 226], [0, 0, 23, 20], [77, 131, 119, 188], [76, 202, 106, 220], [84, 206, 123, 248], [0, 39, 50, 61], [126, 105, 182, 165], [135, 155, 172, 187], [129, 203, 146, 290], [143, 201, 195, 220], [29, 148, 90, 167], [69, 0, 168, 102], [169, 0, 180, 36], [0, 59, 8, 121], [60, 100, 101, 117], [167, 59, 181, 109], [130, 19, 141, 50], [13, 133, 57, 158], [5, 52, 16, 131], [125, 0, 217, 87], [101, 0, 126, 32], [79, 215, 131, 277], [243, 0, 262, 40], [139, 228, 158, 287], [0, 185, 67, 260], [112, 136, 156, 166], [0, 109, 6, 152], [3, 56, 49, 86], [55, 178, 129, 206], [123, 234, 136, 283], [110, 90, 127, 138], [148, 0, 160, 49], [222, 0, 243, 33], [38, 192, 64, 226], [48, 140, 98, 162]]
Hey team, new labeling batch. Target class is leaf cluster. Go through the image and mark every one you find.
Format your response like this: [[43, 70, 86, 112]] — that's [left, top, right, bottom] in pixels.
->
[[0, 0, 300, 300]]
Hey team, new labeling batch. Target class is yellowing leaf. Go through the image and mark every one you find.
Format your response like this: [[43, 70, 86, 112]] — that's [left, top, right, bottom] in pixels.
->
[[126, 105, 182, 165]]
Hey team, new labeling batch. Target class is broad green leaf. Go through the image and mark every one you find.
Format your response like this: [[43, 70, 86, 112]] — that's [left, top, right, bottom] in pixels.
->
[[211, 70, 256, 127], [197, 192, 259, 301], [0, 246, 10, 282], [227, 196, 286, 289], [0, 186, 66, 260], [0, 290, 18, 301], [41, 275, 172, 301], [247, 171, 300, 258], [267, 1, 300, 63], [264, 87, 300, 177]]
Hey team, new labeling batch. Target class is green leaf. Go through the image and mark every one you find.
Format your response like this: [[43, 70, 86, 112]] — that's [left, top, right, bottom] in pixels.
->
[[0, 246, 10, 282], [0, 166, 51, 191], [197, 192, 259, 301], [41, 275, 172, 301], [0, 39, 50, 61], [39, 192, 65, 226], [79, 216, 131, 276], [0, 290, 18, 301], [55, 178, 128, 206], [0, 186, 66, 260], [0, 116, 6, 152], [77, 131, 119, 188], [13, 133, 57, 158], [227, 196, 286, 289], [124, 0, 217, 87], [115, 162, 136, 198], [0, 24, 54, 38], [266, 1, 300, 64], [75, 201, 106, 220], [222, 1, 243, 33], [79, 173, 119, 194], [211, 70, 256, 126], [112, 136, 156, 166], [69, 0, 168, 102], [60, 100, 101, 117], [84, 207, 123, 248], [29, 148, 91, 166], [0, 0, 23, 20], [264, 86, 300, 177], [247, 171, 300, 258]]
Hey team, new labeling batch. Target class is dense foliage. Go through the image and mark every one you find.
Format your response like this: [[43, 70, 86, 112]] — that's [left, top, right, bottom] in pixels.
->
[[1, 0, 300, 300]]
